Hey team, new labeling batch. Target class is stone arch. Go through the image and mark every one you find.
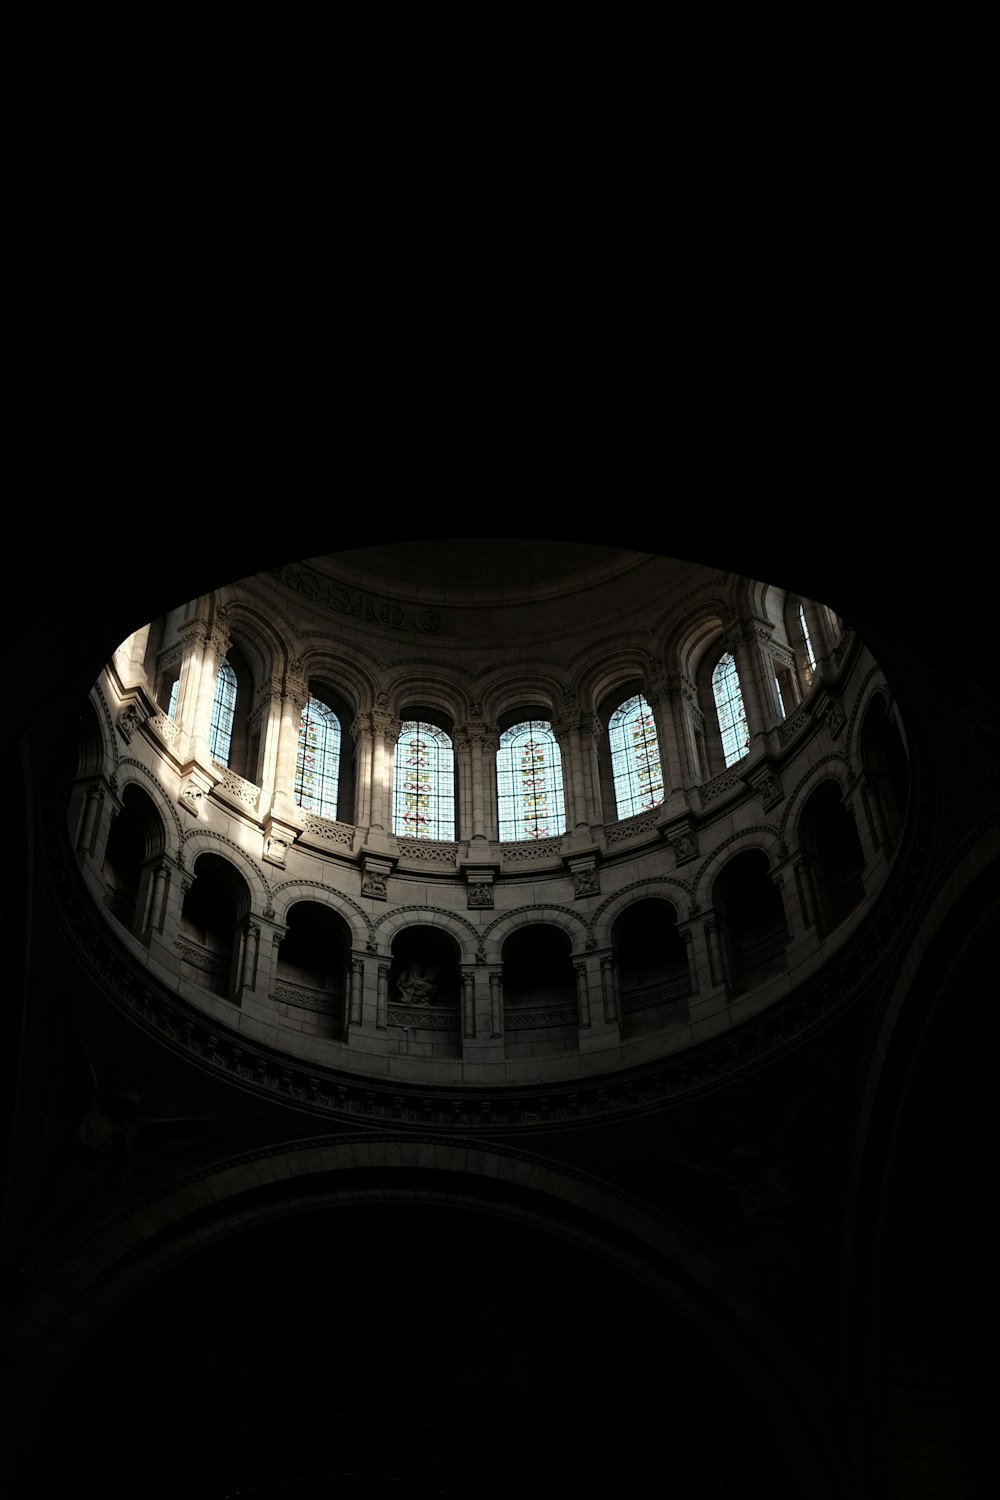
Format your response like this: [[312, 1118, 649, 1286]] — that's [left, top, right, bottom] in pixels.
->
[[217, 596, 289, 683], [373, 904, 481, 963], [269, 879, 374, 950], [481, 904, 588, 964], [178, 828, 272, 914], [114, 759, 185, 863], [477, 667, 570, 726], [590, 878, 693, 949], [382, 664, 470, 725], [293, 645, 378, 716], [7, 1133, 830, 1496], [660, 599, 729, 681], [709, 846, 790, 997], [100, 781, 168, 937], [691, 826, 783, 913], [780, 755, 852, 855], [570, 644, 657, 713]]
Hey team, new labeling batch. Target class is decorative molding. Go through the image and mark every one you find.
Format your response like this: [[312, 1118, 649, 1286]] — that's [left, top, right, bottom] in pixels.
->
[[621, 977, 692, 1012], [778, 705, 812, 744], [501, 837, 564, 864], [700, 765, 746, 804], [270, 563, 445, 636], [214, 767, 261, 811], [387, 1006, 460, 1030], [604, 810, 659, 847], [397, 839, 460, 864], [574, 867, 600, 899], [116, 703, 145, 744], [301, 814, 355, 848], [504, 1005, 579, 1029], [273, 983, 339, 1014]]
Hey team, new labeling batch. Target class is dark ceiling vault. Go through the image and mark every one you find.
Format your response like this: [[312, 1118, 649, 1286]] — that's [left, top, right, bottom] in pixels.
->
[[6, 340, 998, 1498]]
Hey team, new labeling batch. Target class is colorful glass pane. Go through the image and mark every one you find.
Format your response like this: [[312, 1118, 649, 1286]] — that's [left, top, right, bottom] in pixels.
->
[[392, 722, 455, 839], [609, 694, 665, 819], [799, 603, 817, 674], [209, 658, 237, 767], [497, 721, 566, 841], [295, 697, 341, 820], [712, 653, 750, 767]]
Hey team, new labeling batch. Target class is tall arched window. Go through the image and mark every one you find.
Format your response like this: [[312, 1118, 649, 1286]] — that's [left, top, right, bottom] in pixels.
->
[[798, 603, 817, 675], [295, 696, 342, 820], [392, 721, 455, 839], [497, 720, 566, 841], [209, 658, 238, 766], [609, 695, 665, 818], [712, 653, 750, 767]]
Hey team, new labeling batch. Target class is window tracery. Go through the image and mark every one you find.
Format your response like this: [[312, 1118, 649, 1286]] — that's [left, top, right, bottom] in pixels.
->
[[497, 721, 566, 841], [210, 658, 237, 767], [392, 721, 456, 840], [712, 653, 750, 767], [608, 694, 665, 818], [295, 696, 342, 820]]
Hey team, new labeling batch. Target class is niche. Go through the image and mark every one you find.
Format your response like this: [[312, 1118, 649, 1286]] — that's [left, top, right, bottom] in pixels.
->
[[179, 853, 251, 1001], [101, 784, 165, 938], [712, 850, 789, 996], [798, 780, 866, 935], [387, 925, 462, 1059], [274, 901, 350, 1039], [501, 925, 579, 1060], [613, 898, 691, 1039]]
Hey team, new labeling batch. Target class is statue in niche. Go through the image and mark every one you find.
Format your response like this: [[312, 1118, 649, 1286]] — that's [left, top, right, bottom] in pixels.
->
[[395, 958, 439, 1006]]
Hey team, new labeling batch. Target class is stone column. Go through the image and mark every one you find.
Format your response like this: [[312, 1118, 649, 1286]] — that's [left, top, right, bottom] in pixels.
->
[[454, 727, 474, 840], [573, 960, 591, 1029], [376, 962, 389, 1031], [794, 858, 817, 930], [704, 917, 725, 990], [76, 782, 104, 856], [722, 629, 764, 742], [646, 675, 683, 799], [271, 672, 309, 816], [241, 921, 260, 994], [488, 969, 503, 1038], [351, 715, 374, 829], [123, 624, 151, 685], [470, 724, 496, 842], [367, 711, 399, 834], [674, 677, 706, 786], [179, 616, 230, 761], [145, 862, 169, 935], [554, 714, 587, 830], [461, 968, 477, 1039], [349, 956, 365, 1028], [600, 952, 619, 1026]]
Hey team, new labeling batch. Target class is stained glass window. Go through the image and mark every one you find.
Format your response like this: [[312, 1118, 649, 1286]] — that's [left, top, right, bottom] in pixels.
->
[[609, 695, 665, 819], [497, 721, 566, 842], [392, 721, 455, 839], [712, 653, 750, 767], [799, 603, 817, 674], [295, 697, 341, 820], [209, 658, 237, 767]]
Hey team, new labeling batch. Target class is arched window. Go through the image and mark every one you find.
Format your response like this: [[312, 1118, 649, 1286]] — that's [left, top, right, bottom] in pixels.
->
[[209, 658, 238, 766], [799, 603, 817, 675], [392, 721, 456, 839], [711, 653, 750, 767], [295, 696, 342, 820], [167, 678, 180, 719], [497, 720, 566, 841], [609, 695, 665, 818]]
